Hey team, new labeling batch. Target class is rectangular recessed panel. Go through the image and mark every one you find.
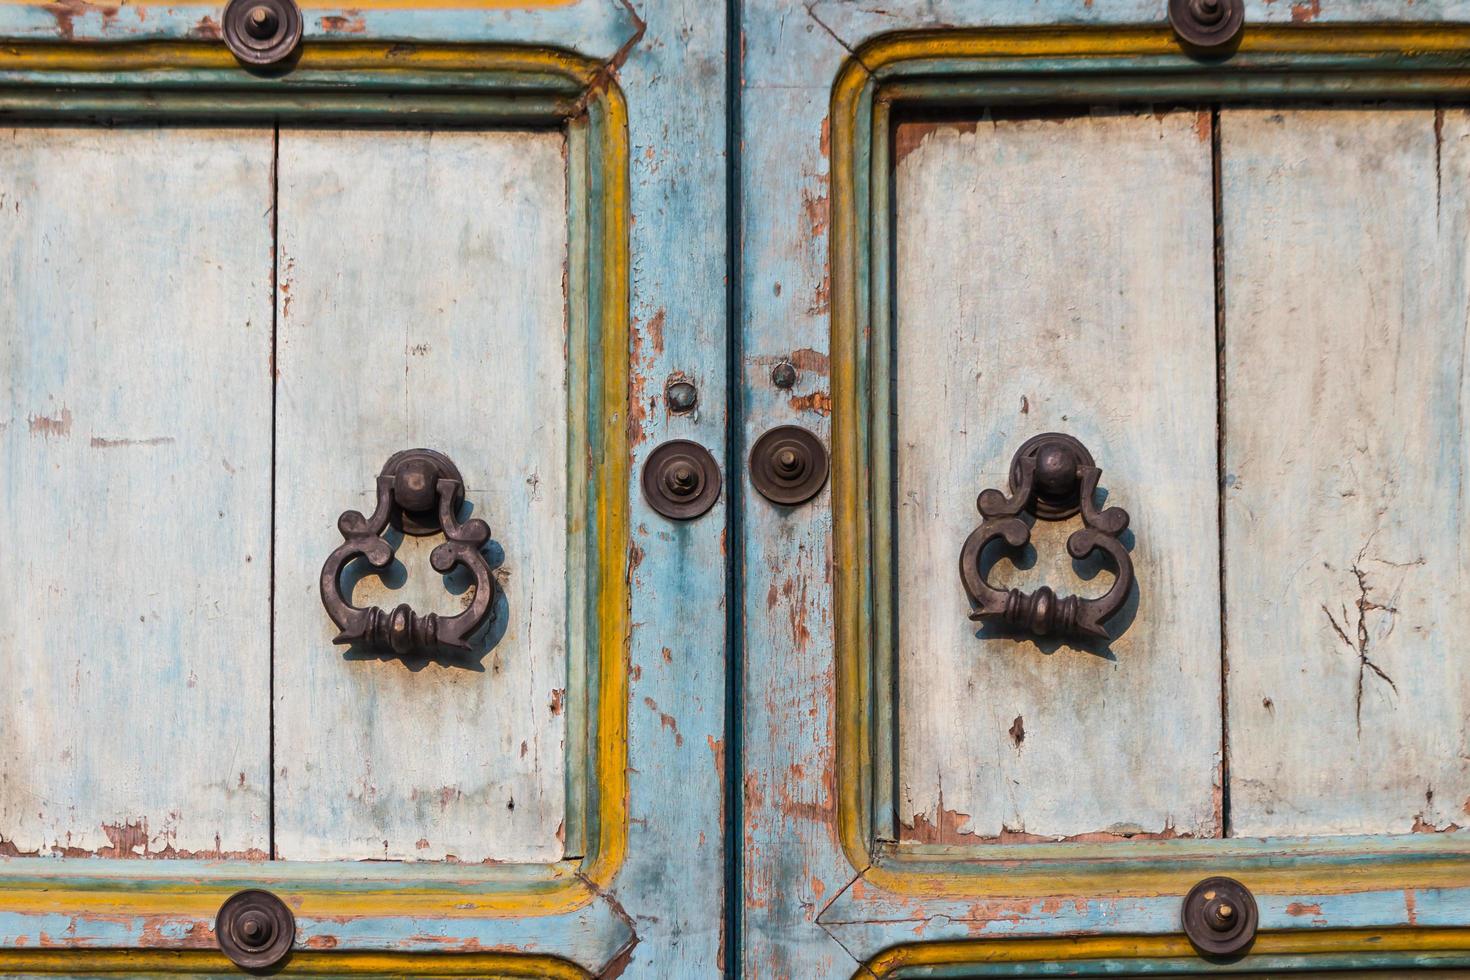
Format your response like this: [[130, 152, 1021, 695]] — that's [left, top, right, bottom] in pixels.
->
[[893, 111, 1220, 843], [273, 129, 570, 862], [1223, 108, 1470, 837], [0, 127, 274, 857]]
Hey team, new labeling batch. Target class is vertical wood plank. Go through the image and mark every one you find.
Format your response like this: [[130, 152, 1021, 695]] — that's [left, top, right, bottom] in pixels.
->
[[273, 129, 570, 862], [893, 111, 1221, 842], [0, 127, 274, 857], [737, 5, 864, 976], [1223, 108, 1470, 837], [608, 0, 730, 970]]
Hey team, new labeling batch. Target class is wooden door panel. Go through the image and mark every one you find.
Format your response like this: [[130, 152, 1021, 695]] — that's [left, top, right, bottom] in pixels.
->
[[273, 128, 570, 863], [0, 127, 275, 857], [893, 110, 1221, 843], [1221, 107, 1470, 838]]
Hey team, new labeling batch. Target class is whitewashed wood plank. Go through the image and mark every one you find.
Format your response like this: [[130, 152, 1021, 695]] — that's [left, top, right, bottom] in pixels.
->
[[1222, 108, 1470, 837], [0, 127, 274, 857], [894, 111, 1221, 842], [273, 129, 569, 862]]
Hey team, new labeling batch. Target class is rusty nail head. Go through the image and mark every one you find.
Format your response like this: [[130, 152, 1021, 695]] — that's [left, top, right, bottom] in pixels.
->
[[771, 361, 798, 389], [666, 379, 698, 414]]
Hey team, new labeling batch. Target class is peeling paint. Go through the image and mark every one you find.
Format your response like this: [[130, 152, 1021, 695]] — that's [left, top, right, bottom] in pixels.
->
[[188, 13, 220, 38], [788, 390, 832, 416], [1291, 0, 1322, 22], [27, 406, 72, 438], [318, 11, 366, 32], [643, 696, 682, 747], [89, 435, 175, 448], [894, 119, 979, 165]]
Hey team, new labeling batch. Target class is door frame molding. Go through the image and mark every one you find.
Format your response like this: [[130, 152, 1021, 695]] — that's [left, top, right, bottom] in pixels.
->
[[0, 41, 632, 974], [827, 23, 1470, 969]]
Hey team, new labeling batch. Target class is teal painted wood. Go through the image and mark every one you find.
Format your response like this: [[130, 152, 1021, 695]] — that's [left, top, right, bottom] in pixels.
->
[[0, 126, 275, 859], [1221, 107, 1470, 838], [605, 0, 730, 972], [0, 856, 632, 963], [0, 0, 636, 54], [737, 3, 855, 978], [272, 127, 571, 864]]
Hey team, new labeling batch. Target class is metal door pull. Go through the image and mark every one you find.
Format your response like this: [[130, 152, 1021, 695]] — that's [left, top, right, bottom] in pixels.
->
[[319, 449, 496, 658], [959, 433, 1134, 642]]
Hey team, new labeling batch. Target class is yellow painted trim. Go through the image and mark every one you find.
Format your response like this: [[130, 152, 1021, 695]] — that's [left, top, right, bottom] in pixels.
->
[[857, 25, 1470, 70], [831, 25, 1470, 905], [582, 74, 631, 893], [0, 42, 631, 930], [0, 874, 585, 917], [0, 949, 588, 977], [0, 41, 598, 80], [862, 929, 1470, 977], [830, 46, 872, 892]]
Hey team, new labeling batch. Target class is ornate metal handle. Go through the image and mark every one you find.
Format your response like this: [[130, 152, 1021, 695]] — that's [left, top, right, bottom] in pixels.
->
[[958, 433, 1134, 641], [319, 449, 496, 658]]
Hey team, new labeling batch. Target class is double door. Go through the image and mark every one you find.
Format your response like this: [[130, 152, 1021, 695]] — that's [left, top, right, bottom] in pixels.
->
[[4, 1, 1470, 977]]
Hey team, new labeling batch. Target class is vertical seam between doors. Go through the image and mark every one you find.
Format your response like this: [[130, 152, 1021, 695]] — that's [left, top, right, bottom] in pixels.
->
[[724, 0, 745, 974]]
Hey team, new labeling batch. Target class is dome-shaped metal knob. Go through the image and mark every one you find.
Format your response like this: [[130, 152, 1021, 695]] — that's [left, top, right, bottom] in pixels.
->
[[216, 889, 295, 971]]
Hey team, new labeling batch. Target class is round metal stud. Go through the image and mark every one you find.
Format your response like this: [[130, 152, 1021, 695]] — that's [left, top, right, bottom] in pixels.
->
[[1182, 876, 1258, 959], [1169, 0, 1244, 51], [1008, 432, 1095, 521], [666, 379, 699, 414], [749, 425, 829, 506], [222, 0, 303, 67], [642, 439, 721, 520], [216, 889, 295, 971], [379, 448, 466, 536], [771, 361, 798, 390]]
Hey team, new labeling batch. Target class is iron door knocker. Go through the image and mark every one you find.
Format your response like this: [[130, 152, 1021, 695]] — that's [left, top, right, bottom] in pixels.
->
[[319, 449, 496, 658], [958, 433, 1134, 642]]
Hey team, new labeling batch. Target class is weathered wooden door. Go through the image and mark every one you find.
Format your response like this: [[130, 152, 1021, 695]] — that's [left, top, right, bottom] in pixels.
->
[[0, 1, 727, 977], [736, 1, 1470, 977], [11, 0, 1470, 977]]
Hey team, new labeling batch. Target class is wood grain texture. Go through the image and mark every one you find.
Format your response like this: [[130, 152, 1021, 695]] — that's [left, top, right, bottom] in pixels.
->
[[0, 126, 274, 857], [604, 0, 730, 972], [737, 3, 861, 978], [893, 111, 1221, 842], [1222, 107, 1470, 837], [273, 128, 570, 863]]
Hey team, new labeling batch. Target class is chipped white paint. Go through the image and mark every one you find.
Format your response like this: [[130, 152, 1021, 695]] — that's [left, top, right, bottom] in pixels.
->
[[0, 127, 274, 856], [272, 129, 569, 862], [893, 112, 1221, 842], [1222, 108, 1470, 837]]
